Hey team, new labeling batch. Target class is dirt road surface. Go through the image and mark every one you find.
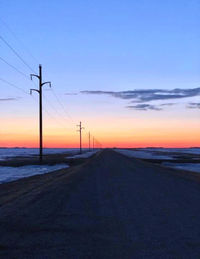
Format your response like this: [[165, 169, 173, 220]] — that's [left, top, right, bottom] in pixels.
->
[[0, 149, 200, 258]]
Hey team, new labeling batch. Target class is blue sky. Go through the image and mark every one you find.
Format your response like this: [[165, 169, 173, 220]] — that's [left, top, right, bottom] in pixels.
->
[[0, 0, 200, 147], [1, 0, 199, 90]]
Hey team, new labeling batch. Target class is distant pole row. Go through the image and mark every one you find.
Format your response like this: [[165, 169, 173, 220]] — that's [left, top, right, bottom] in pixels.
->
[[77, 123, 102, 154], [30, 65, 102, 160], [0, 31, 102, 159]]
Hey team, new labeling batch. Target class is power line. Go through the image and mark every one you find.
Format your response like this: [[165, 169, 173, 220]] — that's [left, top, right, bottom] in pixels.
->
[[0, 78, 71, 135], [0, 23, 94, 148], [43, 94, 74, 130], [0, 76, 98, 148], [0, 55, 38, 88], [0, 56, 30, 80], [0, 35, 36, 74], [50, 88, 75, 123], [0, 77, 29, 95], [0, 78, 43, 110], [0, 23, 82, 147], [0, 18, 39, 64], [0, 22, 76, 124], [42, 105, 72, 132]]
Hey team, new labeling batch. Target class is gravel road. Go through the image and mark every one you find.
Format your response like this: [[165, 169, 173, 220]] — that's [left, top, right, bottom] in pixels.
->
[[0, 149, 200, 258]]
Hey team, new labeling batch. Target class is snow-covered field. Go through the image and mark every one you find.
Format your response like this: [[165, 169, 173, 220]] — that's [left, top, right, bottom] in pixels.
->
[[0, 164, 69, 184], [140, 148, 200, 155], [0, 148, 100, 184], [0, 148, 81, 161], [162, 162, 200, 173], [116, 149, 173, 160], [115, 148, 200, 173]]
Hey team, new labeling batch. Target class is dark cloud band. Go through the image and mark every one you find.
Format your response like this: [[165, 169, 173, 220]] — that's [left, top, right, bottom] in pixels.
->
[[187, 103, 200, 109], [81, 88, 200, 111], [0, 98, 18, 102], [126, 104, 162, 111], [81, 88, 200, 103]]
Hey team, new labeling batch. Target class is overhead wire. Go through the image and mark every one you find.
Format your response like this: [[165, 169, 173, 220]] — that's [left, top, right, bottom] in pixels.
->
[[0, 56, 38, 91], [0, 21, 96, 147], [42, 106, 71, 132], [0, 78, 70, 133], [0, 56, 31, 80], [1, 20, 76, 126], [0, 77, 29, 95], [0, 35, 36, 74], [0, 29, 73, 138], [0, 18, 39, 64], [50, 88, 75, 123], [43, 94, 74, 131]]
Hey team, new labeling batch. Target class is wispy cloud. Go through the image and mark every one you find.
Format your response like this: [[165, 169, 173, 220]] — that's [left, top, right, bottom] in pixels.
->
[[126, 103, 177, 111], [0, 98, 18, 102], [81, 88, 200, 103], [127, 104, 162, 111], [187, 102, 200, 109], [65, 93, 78, 96], [160, 103, 177, 107], [81, 88, 200, 111]]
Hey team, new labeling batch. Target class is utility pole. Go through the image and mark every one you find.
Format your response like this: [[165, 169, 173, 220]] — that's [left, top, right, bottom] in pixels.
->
[[77, 121, 84, 154], [89, 132, 91, 151], [30, 64, 51, 162], [93, 137, 95, 150]]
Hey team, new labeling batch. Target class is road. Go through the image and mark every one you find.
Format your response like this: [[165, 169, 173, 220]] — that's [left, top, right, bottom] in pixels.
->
[[0, 149, 200, 258]]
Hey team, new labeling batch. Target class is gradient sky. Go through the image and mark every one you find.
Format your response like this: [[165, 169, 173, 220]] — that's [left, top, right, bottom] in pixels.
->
[[0, 0, 200, 148]]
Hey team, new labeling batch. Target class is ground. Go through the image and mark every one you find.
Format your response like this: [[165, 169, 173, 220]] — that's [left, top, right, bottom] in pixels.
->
[[0, 149, 200, 258]]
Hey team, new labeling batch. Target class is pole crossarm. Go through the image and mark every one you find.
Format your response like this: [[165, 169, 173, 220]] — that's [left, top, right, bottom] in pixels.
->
[[76, 125, 84, 131], [30, 74, 40, 80], [30, 88, 40, 94], [41, 81, 51, 87]]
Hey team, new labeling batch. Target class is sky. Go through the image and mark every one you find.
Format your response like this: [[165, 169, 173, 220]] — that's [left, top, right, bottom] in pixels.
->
[[0, 0, 200, 148]]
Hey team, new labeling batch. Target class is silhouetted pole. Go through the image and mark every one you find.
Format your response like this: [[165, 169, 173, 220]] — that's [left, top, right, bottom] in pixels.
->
[[77, 121, 84, 154], [89, 132, 91, 151], [93, 137, 95, 150], [30, 64, 51, 161]]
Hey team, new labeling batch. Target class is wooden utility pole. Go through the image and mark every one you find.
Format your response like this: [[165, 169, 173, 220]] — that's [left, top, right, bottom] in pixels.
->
[[89, 132, 91, 151], [77, 121, 84, 154], [30, 64, 51, 162], [93, 137, 95, 150]]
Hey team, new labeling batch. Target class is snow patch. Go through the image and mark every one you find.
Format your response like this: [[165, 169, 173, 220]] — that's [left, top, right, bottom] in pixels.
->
[[115, 149, 173, 160], [0, 164, 69, 184], [143, 148, 200, 155], [162, 163, 200, 173], [0, 148, 81, 161]]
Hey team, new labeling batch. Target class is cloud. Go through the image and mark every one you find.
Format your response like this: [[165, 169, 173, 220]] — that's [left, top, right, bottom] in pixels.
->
[[0, 98, 18, 102], [187, 102, 200, 109], [160, 103, 177, 107], [81, 88, 200, 111], [127, 102, 178, 111], [65, 93, 78, 96], [127, 104, 162, 111], [81, 88, 200, 103]]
